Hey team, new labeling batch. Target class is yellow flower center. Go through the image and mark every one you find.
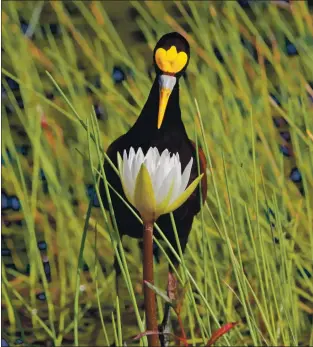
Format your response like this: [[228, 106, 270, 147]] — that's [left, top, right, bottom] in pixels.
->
[[155, 46, 188, 74]]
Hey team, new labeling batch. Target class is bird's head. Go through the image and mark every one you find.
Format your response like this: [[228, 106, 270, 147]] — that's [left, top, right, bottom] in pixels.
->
[[153, 32, 190, 129]]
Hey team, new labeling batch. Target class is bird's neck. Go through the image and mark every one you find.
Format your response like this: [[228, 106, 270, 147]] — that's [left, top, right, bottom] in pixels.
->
[[131, 77, 186, 135]]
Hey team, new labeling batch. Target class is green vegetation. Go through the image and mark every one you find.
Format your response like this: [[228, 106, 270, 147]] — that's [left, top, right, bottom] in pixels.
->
[[2, 1, 313, 346]]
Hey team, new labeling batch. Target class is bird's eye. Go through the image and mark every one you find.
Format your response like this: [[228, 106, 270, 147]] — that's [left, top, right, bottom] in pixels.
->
[[155, 46, 188, 74]]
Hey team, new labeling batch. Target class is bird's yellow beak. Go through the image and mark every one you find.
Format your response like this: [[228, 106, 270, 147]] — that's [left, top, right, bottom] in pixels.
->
[[158, 88, 171, 129], [157, 75, 176, 129]]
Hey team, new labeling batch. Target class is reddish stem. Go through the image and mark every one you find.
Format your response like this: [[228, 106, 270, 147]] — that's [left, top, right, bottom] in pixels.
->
[[143, 222, 159, 346], [175, 309, 188, 347]]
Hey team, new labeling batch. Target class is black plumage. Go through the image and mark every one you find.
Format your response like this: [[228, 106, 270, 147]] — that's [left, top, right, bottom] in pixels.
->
[[99, 32, 207, 270]]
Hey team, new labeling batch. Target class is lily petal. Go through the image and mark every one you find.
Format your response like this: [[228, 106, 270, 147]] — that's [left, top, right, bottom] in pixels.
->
[[156, 180, 175, 216], [163, 174, 203, 214], [169, 161, 181, 205], [118, 153, 134, 204], [155, 166, 176, 204], [118, 148, 203, 224], [133, 164, 156, 223], [132, 148, 144, 182], [128, 147, 136, 171], [117, 152, 123, 174], [152, 162, 167, 193], [179, 158, 193, 195]]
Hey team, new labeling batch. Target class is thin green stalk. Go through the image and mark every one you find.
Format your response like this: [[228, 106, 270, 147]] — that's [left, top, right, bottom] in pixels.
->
[[194, 98, 228, 239], [116, 296, 123, 346], [112, 312, 119, 347], [250, 109, 271, 326], [93, 224, 110, 347], [193, 124, 209, 323], [73, 188, 94, 346]]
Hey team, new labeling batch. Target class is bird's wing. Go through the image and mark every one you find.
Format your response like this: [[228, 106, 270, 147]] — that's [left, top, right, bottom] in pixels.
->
[[190, 140, 208, 205]]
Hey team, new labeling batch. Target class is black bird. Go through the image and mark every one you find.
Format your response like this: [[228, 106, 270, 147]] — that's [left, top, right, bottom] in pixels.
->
[[99, 32, 207, 288]]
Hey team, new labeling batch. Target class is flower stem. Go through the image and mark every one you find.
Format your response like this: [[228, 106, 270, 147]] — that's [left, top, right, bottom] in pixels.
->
[[143, 222, 159, 347]]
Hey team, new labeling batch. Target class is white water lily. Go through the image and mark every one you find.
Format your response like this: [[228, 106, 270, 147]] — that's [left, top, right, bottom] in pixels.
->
[[117, 147, 203, 223]]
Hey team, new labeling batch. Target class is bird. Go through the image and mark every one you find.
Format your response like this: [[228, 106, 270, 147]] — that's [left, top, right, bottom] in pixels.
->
[[99, 32, 207, 296]]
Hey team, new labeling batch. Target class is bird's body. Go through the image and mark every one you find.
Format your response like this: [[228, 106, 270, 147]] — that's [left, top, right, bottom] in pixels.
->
[[100, 77, 207, 256], [99, 32, 207, 277]]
